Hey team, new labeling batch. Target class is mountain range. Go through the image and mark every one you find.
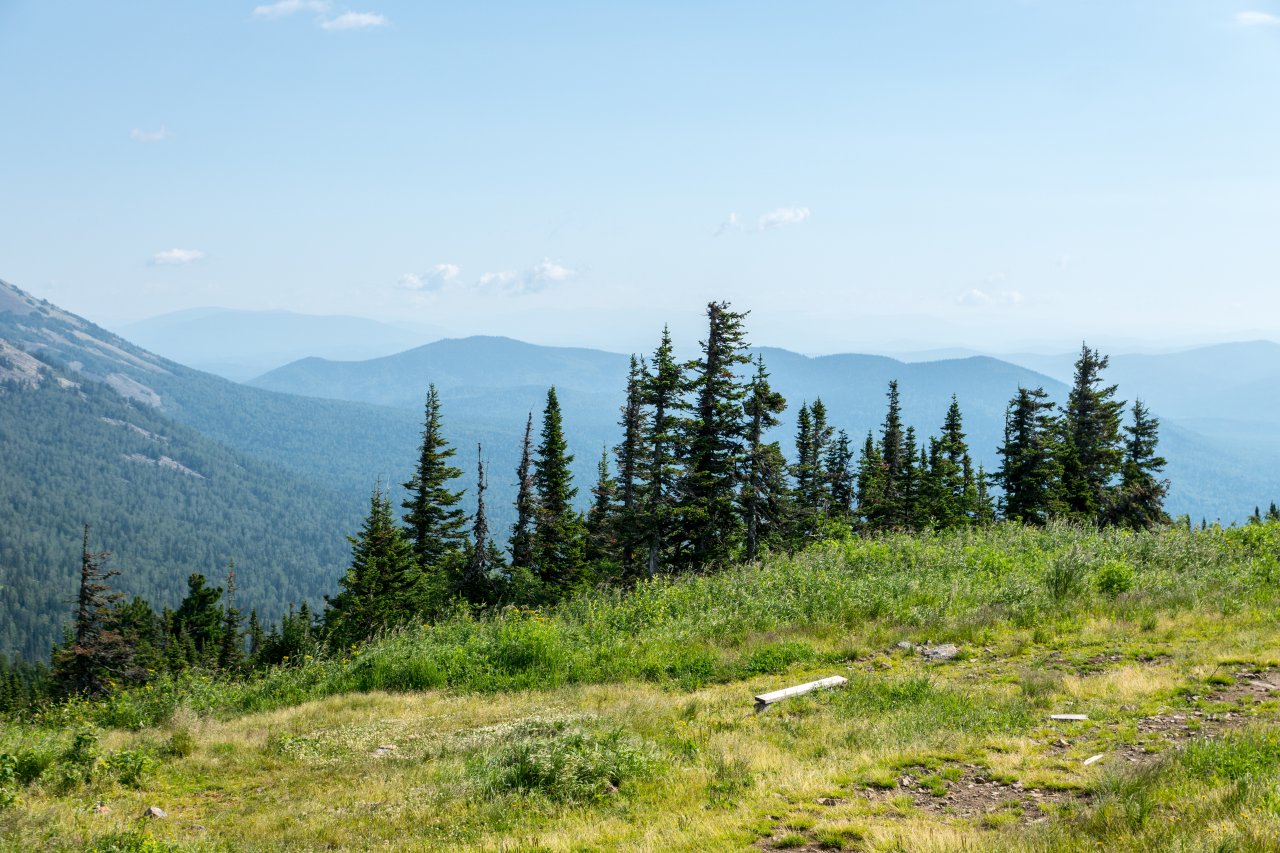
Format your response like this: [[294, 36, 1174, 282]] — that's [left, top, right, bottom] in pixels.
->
[[3, 278, 1278, 658]]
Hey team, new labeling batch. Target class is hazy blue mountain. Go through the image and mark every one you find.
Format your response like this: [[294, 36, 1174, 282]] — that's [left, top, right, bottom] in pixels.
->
[[117, 308, 441, 381]]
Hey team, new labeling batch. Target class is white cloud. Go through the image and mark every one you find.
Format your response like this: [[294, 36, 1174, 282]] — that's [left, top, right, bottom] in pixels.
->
[[397, 263, 461, 292], [152, 248, 206, 265], [758, 206, 811, 229], [320, 11, 388, 29], [714, 212, 741, 237], [957, 288, 1024, 308], [253, 0, 329, 18], [1237, 11, 1280, 26], [130, 127, 170, 143], [476, 259, 576, 295]]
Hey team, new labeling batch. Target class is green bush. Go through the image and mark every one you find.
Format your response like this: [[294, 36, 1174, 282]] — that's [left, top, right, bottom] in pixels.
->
[[104, 748, 153, 788], [1095, 559, 1136, 598]]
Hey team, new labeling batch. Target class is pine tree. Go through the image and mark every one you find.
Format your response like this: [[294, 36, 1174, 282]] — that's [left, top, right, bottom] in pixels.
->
[[458, 445, 501, 606], [742, 354, 787, 561], [531, 387, 587, 598], [51, 526, 136, 696], [676, 301, 752, 569], [217, 562, 244, 673], [325, 484, 420, 648], [402, 385, 467, 573], [1108, 399, 1170, 530], [585, 448, 620, 576], [639, 327, 687, 576], [510, 413, 537, 571], [1059, 344, 1126, 522], [995, 387, 1063, 524], [824, 429, 856, 527], [613, 355, 650, 579]]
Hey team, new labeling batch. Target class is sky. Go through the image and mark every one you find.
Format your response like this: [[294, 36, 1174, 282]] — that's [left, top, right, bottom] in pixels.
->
[[1, 1, 1279, 355]]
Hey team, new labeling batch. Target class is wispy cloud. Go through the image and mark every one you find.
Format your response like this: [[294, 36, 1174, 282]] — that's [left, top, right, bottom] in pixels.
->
[[397, 263, 461, 292], [320, 11, 388, 29], [477, 259, 576, 295], [252, 0, 329, 18], [715, 206, 811, 235], [152, 248, 205, 265], [758, 206, 811, 229], [130, 126, 171, 143], [957, 288, 1023, 308], [1237, 10, 1280, 26]]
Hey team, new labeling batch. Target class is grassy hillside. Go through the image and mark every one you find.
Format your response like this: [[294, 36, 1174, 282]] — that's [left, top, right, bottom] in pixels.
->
[[5, 523, 1280, 850]]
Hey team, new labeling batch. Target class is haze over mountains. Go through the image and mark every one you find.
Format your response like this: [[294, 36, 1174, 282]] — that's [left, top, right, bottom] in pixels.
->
[[3, 278, 1278, 658]]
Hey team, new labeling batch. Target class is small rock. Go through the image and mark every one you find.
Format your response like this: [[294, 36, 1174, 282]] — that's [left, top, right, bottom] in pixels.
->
[[877, 660, 892, 669], [1011, 781, 1024, 790], [371, 745, 396, 756], [815, 797, 844, 806], [143, 806, 167, 819], [896, 641, 915, 651], [898, 774, 916, 788], [93, 804, 111, 815], [1249, 680, 1280, 691], [922, 644, 960, 663]]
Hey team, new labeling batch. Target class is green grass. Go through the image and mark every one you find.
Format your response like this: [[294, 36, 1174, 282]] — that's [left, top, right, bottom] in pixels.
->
[[5, 521, 1280, 850]]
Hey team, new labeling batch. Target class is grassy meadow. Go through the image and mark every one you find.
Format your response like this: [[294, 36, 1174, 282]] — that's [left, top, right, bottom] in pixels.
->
[[5, 521, 1280, 851]]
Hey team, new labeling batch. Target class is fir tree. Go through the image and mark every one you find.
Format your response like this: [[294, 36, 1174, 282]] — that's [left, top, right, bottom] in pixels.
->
[[854, 431, 883, 530], [51, 526, 136, 696], [613, 355, 650, 579], [402, 385, 467, 573], [639, 327, 687, 576], [677, 301, 752, 569], [510, 413, 537, 571], [742, 354, 787, 561], [1108, 399, 1170, 530], [531, 387, 587, 598], [247, 609, 265, 668], [172, 573, 224, 665], [217, 562, 244, 673], [325, 484, 420, 648], [824, 429, 856, 526], [1059, 344, 1125, 522], [995, 387, 1063, 524], [458, 445, 501, 606], [866, 381, 909, 530], [930, 396, 978, 528], [585, 448, 620, 576]]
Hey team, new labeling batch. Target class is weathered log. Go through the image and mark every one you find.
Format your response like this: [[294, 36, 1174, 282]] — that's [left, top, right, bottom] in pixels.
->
[[754, 676, 847, 711]]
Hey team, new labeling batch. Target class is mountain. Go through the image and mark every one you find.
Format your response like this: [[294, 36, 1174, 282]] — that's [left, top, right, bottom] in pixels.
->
[[117, 308, 441, 381]]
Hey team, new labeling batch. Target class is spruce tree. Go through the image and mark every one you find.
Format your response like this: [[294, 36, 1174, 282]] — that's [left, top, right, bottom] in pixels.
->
[[1108, 399, 1170, 530], [930, 396, 978, 528], [854, 431, 883, 530], [677, 302, 752, 569], [742, 354, 787, 561], [866, 381, 908, 530], [458, 445, 501, 606], [613, 355, 650, 579], [402, 385, 467, 573], [995, 387, 1063, 524], [172, 573, 224, 665], [51, 526, 136, 696], [1059, 344, 1125, 522], [639, 327, 687, 576], [824, 429, 857, 527], [510, 413, 537, 571], [585, 448, 620, 576], [325, 484, 420, 648], [531, 387, 587, 598], [217, 562, 245, 673]]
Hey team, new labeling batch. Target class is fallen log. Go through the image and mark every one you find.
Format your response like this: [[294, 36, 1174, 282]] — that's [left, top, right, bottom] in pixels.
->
[[754, 676, 847, 711]]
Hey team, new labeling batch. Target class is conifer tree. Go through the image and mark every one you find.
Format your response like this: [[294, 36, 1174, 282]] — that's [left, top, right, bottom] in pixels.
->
[[1059, 344, 1125, 522], [866, 381, 909, 530], [677, 302, 752, 569], [172, 573, 224, 665], [824, 429, 857, 526], [586, 448, 620, 576], [325, 484, 419, 648], [458, 445, 501, 606], [402, 385, 467, 573], [532, 387, 587, 598], [855, 431, 883, 529], [639, 327, 687, 576], [51, 526, 136, 696], [1108, 399, 1170, 530], [930, 396, 978, 528], [247, 609, 264, 668], [742, 354, 787, 561], [510, 413, 537, 571], [612, 355, 650, 579], [217, 562, 245, 672], [995, 387, 1063, 524]]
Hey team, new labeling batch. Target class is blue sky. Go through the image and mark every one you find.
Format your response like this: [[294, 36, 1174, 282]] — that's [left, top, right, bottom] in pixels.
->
[[1, 1, 1279, 354]]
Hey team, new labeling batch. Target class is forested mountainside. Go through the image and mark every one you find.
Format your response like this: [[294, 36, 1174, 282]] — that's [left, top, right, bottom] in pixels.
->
[[0, 370, 351, 662]]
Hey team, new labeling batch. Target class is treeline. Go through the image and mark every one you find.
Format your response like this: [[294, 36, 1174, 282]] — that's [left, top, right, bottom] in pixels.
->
[[23, 301, 1172, 706]]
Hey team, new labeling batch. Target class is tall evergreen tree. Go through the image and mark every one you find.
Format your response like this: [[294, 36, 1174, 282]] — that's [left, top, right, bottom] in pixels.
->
[[995, 387, 1063, 524], [510, 413, 537, 571], [677, 302, 753, 569], [855, 431, 883, 530], [613, 355, 650, 579], [866, 381, 909, 530], [325, 484, 420, 648], [51, 526, 136, 696], [402, 385, 467, 573], [217, 562, 245, 672], [172, 573, 224, 665], [458, 445, 501, 606], [1059, 344, 1125, 522], [585, 448, 620, 575], [639, 327, 687, 576], [930, 396, 978, 528], [1108, 399, 1170, 530], [824, 429, 857, 526], [742, 354, 787, 561], [531, 387, 587, 597]]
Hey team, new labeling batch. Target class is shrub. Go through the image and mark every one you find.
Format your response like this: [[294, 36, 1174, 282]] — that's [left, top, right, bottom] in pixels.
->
[[1095, 559, 1136, 599], [104, 748, 153, 788]]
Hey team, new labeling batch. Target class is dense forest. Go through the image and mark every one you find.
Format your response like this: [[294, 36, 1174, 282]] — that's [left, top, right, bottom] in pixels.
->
[[10, 301, 1176, 710]]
